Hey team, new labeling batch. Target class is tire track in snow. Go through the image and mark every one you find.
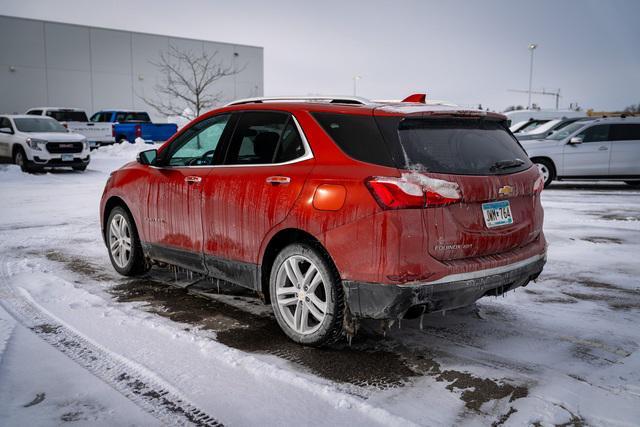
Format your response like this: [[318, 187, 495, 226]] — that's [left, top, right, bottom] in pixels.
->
[[0, 255, 222, 427]]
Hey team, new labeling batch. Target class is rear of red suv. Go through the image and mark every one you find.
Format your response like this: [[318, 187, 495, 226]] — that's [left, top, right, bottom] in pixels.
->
[[304, 105, 546, 325]]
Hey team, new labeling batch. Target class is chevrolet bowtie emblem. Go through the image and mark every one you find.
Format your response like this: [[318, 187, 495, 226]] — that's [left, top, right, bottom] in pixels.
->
[[498, 185, 513, 196]]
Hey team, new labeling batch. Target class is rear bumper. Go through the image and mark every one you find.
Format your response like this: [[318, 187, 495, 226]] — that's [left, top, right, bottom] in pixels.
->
[[342, 253, 546, 319]]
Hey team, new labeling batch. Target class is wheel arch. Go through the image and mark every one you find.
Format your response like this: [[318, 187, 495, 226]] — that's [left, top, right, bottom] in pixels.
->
[[530, 156, 557, 177], [102, 196, 137, 244], [259, 228, 338, 303]]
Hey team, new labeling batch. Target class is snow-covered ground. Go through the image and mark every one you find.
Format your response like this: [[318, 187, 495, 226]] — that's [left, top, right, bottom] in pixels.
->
[[0, 145, 639, 426]]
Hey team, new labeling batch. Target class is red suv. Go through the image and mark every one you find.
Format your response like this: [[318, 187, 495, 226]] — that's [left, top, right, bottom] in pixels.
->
[[100, 95, 546, 346]]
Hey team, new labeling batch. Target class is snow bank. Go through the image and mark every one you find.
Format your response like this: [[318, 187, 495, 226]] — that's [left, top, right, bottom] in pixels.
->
[[92, 138, 157, 159]]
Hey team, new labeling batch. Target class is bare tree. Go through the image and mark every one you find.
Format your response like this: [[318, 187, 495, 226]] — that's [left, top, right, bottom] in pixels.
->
[[140, 45, 243, 119]]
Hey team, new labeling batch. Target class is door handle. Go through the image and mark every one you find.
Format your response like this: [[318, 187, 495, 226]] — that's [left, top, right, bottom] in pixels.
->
[[598, 146, 608, 151], [184, 176, 202, 184], [266, 176, 291, 186]]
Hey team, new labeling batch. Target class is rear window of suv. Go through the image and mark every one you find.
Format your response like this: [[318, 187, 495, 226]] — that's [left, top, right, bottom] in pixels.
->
[[394, 118, 532, 175]]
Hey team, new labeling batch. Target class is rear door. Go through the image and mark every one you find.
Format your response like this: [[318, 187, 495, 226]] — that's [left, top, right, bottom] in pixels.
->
[[562, 124, 611, 176], [377, 115, 542, 261], [201, 111, 314, 286], [608, 123, 640, 176], [143, 113, 232, 272]]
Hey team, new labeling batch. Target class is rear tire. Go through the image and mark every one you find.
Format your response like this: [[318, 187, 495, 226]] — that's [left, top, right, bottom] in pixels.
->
[[116, 135, 127, 144], [533, 158, 555, 188], [625, 181, 640, 187], [270, 243, 344, 346], [106, 206, 148, 276]]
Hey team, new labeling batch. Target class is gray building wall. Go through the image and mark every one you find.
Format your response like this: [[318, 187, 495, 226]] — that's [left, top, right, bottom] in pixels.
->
[[0, 15, 263, 121]]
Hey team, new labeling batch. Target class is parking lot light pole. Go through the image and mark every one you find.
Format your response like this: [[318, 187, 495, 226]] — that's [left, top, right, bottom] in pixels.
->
[[528, 43, 537, 109], [353, 75, 361, 96]]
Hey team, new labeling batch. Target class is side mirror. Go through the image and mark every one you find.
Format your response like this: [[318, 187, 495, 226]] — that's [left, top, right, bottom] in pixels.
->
[[137, 149, 157, 165], [0, 127, 13, 134], [568, 136, 583, 145]]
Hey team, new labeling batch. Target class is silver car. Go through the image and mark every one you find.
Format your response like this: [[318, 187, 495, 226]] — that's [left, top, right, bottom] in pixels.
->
[[516, 117, 588, 141], [521, 117, 640, 187]]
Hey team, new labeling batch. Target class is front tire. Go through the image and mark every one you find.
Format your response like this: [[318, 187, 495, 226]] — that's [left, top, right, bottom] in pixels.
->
[[13, 147, 35, 173], [534, 158, 555, 188], [106, 206, 147, 276], [270, 243, 344, 346]]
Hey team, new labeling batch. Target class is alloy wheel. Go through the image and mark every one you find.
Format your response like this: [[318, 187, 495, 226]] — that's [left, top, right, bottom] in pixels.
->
[[109, 213, 132, 268], [536, 162, 550, 183], [275, 255, 329, 335]]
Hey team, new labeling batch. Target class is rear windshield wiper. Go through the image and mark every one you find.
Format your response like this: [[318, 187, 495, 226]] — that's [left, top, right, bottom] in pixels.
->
[[490, 158, 525, 172]]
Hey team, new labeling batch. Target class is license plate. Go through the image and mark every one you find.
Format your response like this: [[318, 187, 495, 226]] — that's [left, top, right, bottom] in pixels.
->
[[482, 200, 513, 228], [61, 154, 74, 162]]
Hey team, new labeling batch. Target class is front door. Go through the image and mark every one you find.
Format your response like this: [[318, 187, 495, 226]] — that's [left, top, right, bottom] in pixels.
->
[[144, 114, 232, 272], [201, 111, 314, 288], [562, 124, 611, 176]]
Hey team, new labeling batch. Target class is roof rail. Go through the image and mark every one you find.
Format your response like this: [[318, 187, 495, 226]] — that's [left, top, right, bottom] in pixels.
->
[[225, 96, 372, 107]]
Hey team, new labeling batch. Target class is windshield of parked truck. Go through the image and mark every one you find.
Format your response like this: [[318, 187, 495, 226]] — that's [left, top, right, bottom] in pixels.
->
[[545, 121, 592, 140], [14, 117, 68, 133]]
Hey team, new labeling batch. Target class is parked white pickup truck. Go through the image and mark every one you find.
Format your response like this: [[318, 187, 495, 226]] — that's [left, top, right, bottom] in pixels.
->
[[25, 107, 114, 148]]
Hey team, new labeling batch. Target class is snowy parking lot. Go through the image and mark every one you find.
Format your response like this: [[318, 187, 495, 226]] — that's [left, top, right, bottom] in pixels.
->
[[0, 145, 639, 426]]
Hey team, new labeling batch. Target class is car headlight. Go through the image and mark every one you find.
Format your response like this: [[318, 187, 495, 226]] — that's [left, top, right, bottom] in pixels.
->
[[26, 137, 46, 151]]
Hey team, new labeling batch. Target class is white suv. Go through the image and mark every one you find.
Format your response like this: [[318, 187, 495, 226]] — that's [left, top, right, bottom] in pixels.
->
[[0, 115, 90, 172], [521, 117, 640, 187]]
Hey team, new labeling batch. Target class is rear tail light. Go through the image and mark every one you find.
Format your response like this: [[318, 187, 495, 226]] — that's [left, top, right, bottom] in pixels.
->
[[533, 174, 544, 194], [366, 173, 461, 209], [135, 125, 142, 138], [62, 122, 68, 129], [112, 125, 115, 138]]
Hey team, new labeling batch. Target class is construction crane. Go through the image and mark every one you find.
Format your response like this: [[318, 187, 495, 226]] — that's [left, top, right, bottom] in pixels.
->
[[508, 88, 561, 109]]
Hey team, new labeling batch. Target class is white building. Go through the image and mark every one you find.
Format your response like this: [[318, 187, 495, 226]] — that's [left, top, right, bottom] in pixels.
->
[[0, 15, 264, 121]]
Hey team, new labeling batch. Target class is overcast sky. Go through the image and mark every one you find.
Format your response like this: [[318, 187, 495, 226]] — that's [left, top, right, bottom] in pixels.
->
[[2, 0, 638, 111]]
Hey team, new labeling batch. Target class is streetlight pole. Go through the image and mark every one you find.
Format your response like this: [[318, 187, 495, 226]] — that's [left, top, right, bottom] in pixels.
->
[[527, 44, 537, 109], [353, 75, 361, 96]]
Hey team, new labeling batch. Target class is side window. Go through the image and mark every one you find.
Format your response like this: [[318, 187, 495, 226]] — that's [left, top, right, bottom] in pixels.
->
[[610, 124, 640, 141], [115, 112, 127, 122], [275, 119, 306, 163], [576, 125, 609, 143], [0, 117, 12, 131], [27, 110, 42, 116], [225, 112, 304, 165], [167, 114, 230, 166]]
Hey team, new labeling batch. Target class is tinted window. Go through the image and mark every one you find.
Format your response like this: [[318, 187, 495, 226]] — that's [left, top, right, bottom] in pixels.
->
[[91, 112, 112, 122], [275, 119, 306, 163], [0, 117, 12, 130], [14, 118, 68, 133], [26, 110, 42, 116], [167, 114, 230, 166], [46, 110, 88, 122], [311, 112, 394, 167], [610, 124, 640, 141], [115, 112, 151, 122], [225, 112, 306, 165], [576, 125, 609, 143], [395, 118, 532, 175]]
